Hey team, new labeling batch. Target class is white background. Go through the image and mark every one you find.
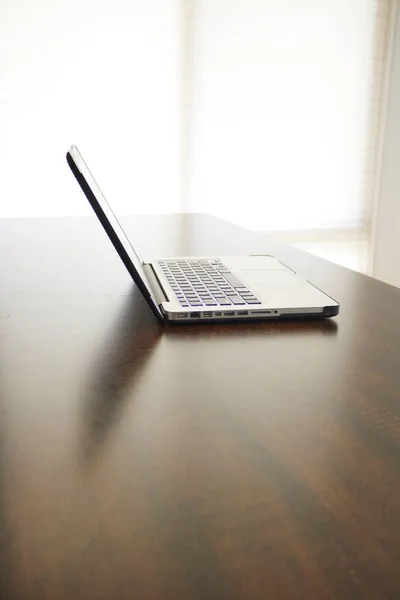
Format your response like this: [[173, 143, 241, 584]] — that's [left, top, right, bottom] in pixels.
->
[[1, 0, 398, 282], [1, 0, 182, 218]]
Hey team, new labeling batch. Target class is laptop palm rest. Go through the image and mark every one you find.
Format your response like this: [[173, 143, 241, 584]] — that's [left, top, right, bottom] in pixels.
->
[[234, 269, 328, 308]]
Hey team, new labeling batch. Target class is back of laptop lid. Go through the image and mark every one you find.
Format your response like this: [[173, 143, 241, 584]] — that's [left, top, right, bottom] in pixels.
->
[[66, 145, 163, 321]]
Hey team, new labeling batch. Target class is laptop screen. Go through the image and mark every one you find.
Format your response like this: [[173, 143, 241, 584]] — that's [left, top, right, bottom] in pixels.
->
[[66, 146, 162, 319]]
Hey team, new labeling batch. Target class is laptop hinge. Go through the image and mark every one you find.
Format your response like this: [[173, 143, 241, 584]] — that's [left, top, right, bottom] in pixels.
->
[[142, 263, 169, 305]]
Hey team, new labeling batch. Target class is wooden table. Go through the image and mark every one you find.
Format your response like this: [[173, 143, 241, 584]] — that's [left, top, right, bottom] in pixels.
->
[[1, 214, 400, 600]]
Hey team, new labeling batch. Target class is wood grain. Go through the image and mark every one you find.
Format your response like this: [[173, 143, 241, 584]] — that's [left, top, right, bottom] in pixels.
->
[[1, 214, 400, 599]]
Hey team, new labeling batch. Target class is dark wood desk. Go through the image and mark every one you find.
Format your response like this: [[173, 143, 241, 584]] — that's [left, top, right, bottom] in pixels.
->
[[1, 214, 400, 600]]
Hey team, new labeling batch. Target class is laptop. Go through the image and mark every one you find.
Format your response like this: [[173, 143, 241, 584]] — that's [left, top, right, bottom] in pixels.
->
[[66, 145, 339, 323]]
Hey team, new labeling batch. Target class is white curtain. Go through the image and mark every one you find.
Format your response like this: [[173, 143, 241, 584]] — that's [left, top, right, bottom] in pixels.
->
[[0, 0, 392, 271], [184, 0, 391, 271]]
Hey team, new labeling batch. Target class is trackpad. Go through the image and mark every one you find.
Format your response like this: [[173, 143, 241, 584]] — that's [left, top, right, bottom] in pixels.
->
[[239, 269, 300, 288]]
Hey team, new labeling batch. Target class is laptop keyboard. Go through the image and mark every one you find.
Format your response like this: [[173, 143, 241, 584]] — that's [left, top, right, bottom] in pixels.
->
[[159, 259, 261, 308]]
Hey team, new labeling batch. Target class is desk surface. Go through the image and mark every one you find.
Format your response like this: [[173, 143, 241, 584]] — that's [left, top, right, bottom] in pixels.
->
[[1, 214, 400, 600]]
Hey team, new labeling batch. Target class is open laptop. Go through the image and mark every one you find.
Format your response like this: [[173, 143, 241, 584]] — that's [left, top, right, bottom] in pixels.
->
[[66, 145, 339, 323]]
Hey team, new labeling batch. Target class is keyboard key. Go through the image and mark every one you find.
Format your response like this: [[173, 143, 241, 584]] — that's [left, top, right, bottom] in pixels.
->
[[230, 296, 246, 305], [220, 272, 246, 288], [204, 300, 218, 306], [217, 298, 232, 305], [245, 299, 262, 304]]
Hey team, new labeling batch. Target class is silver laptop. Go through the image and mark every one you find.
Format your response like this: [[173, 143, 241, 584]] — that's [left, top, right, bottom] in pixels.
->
[[66, 145, 339, 323]]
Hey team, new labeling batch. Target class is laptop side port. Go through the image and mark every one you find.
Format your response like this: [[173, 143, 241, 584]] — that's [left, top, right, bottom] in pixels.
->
[[237, 310, 248, 316], [203, 312, 212, 317], [190, 312, 201, 318]]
